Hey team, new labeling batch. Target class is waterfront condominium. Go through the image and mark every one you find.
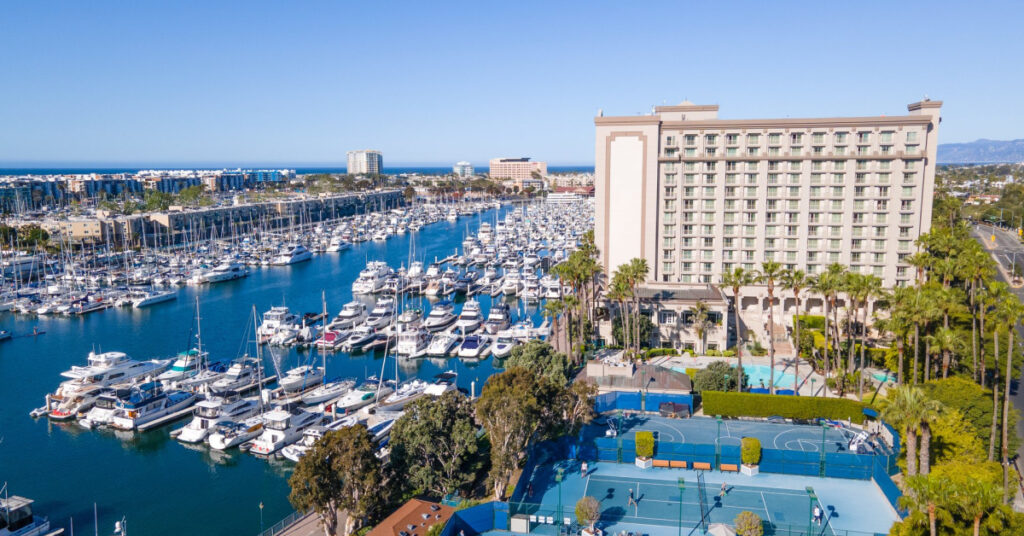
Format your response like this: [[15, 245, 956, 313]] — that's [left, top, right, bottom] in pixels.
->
[[594, 99, 941, 349], [453, 161, 474, 178], [347, 150, 383, 175]]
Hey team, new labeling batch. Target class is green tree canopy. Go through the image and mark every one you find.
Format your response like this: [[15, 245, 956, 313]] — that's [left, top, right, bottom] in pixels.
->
[[692, 361, 744, 393], [504, 340, 572, 384]]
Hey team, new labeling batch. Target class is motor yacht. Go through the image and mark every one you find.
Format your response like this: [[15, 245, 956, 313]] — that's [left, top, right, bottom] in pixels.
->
[[109, 381, 197, 431], [457, 334, 491, 359], [368, 418, 396, 443], [422, 300, 457, 332], [314, 329, 349, 351], [501, 271, 522, 295], [207, 416, 265, 450], [490, 333, 519, 358], [424, 371, 459, 397], [395, 329, 431, 357], [300, 378, 355, 405], [363, 303, 395, 329], [0, 493, 51, 536], [210, 357, 260, 393], [271, 244, 313, 265], [131, 288, 178, 308], [249, 407, 324, 455], [351, 261, 391, 294], [203, 261, 248, 283], [44, 351, 171, 419], [329, 301, 367, 329], [326, 236, 351, 252], [483, 302, 511, 334], [156, 349, 205, 384], [376, 379, 429, 412], [257, 306, 299, 342], [454, 300, 484, 333], [278, 365, 325, 393], [176, 392, 261, 443], [394, 308, 423, 332], [280, 414, 364, 462], [341, 325, 379, 351], [330, 377, 395, 414], [425, 332, 461, 357]]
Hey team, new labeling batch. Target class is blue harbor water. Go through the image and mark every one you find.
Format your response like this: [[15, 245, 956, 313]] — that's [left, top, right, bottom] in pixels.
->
[[0, 205, 541, 535]]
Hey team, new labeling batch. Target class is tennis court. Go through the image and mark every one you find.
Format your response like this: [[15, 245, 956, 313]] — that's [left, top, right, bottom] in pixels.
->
[[511, 460, 898, 536], [593, 414, 888, 455]]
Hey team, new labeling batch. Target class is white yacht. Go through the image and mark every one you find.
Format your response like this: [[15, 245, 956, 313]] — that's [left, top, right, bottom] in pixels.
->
[[501, 271, 522, 295], [351, 261, 391, 294], [422, 300, 457, 332], [210, 357, 260, 393], [331, 378, 394, 414], [363, 303, 395, 329], [454, 300, 484, 333], [207, 415, 265, 450], [278, 365, 325, 393], [0, 493, 51, 536], [109, 381, 197, 431], [457, 334, 491, 359], [249, 407, 324, 455], [329, 301, 367, 329], [257, 306, 299, 342], [156, 350, 205, 384], [300, 378, 355, 405], [326, 236, 351, 252], [176, 392, 260, 443], [395, 329, 431, 357], [341, 325, 379, 351], [280, 414, 364, 463], [376, 379, 429, 412], [490, 332, 519, 359], [131, 288, 178, 308], [483, 302, 511, 334], [44, 352, 171, 420], [395, 308, 423, 332], [424, 370, 459, 397], [271, 244, 313, 265], [426, 332, 461, 357], [203, 261, 248, 283]]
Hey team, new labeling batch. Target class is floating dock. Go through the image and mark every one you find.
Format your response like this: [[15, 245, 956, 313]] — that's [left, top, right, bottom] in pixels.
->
[[137, 375, 277, 432]]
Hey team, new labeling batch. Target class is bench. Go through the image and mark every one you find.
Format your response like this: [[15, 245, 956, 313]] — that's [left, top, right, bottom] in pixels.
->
[[693, 462, 712, 470], [669, 460, 688, 469], [720, 464, 739, 472], [653, 459, 670, 468]]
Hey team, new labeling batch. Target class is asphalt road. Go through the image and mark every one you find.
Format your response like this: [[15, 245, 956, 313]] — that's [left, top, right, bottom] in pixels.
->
[[971, 223, 1024, 447]]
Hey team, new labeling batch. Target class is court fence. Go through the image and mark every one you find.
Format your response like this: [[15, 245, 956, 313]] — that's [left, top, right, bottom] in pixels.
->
[[593, 391, 693, 415]]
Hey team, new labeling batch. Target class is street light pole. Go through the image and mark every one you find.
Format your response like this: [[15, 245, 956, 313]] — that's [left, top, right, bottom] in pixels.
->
[[677, 478, 686, 536]]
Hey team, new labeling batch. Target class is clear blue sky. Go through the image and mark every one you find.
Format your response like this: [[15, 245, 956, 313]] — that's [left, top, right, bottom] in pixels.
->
[[1, 1, 1021, 167]]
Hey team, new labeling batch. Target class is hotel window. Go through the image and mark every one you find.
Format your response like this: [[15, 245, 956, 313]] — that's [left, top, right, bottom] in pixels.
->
[[903, 172, 917, 184], [726, 174, 738, 185], [725, 186, 737, 197], [880, 131, 894, 143], [767, 186, 780, 197], [852, 213, 865, 223], [902, 186, 915, 197], [768, 173, 780, 184], [834, 160, 846, 171], [790, 133, 803, 144], [857, 132, 871, 143], [702, 225, 714, 234], [768, 161, 780, 171], [685, 162, 697, 171], [664, 199, 676, 211], [747, 147, 760, 156], [878, 173, 890, 184], [746, 133, 760, 144], [788, 186, 800, 197], [682, 237, 693, 247], [745, 186, 757, 196], [899, 240, 911, 251], [874, 240, 886, 250], [744, 225, 756, 235], [705, 147, 717, 156], [788, 200, 799, 210], [810, 186, 823, 197], [906, 131, 918, 143], [834, 146, 847, 155], [855, 173, 867, 184], [765, 238, 776, 249], [789, 174, 801, 184], [835, 132, 848, 143], [880, 145, 893, 155], [791, 147, 802, 156], [857, 146, 870, 155], [703, 200, 715, 210], [684, 148, 697, 157], [768, 133, 781, 144], [852, 239, 864, 250], [664, 186, 676, 197], [906, 145, 919, 154], [789, 161, 801, 171], [812, 132, 826, 144], [705, 134, 718, 145], [745, 161, 758, 171], [832, 174, 845, 185], [684, 187, 695, 196], [662, 237, 675, 248], [812, 161, 823, 171], [808, 239, 820, 249], [705, 162, 716, 171], [768, 147, 781, 156], [809, 200, 820, 210], [665, 136, 676, 146], [682, 225, 694, 235], [684, 174, 696, 185], [726, 134, 739, 145], [877, 186, 889, 197], [662, 262, 673, 273], [856, 160, 869, 171], [855, 186, 867, 197], [904, 160, 916, 170], [724, 225, 736, 235], [663, 224, 676, 235], [786, 238, 798, 249], [726, 161, 738, 171], [828, 239, 840, 250], [746, 173, 758, 184], [901, 201, 913, 212], [879, 160, 890, 170], [685, 134, 697, 145], [810, 173, 823, 184], [831, 200, 844, 210], [813, 146, 825, 155], [745, 200, 757, 210], [832, 213, 844, 224], [703, 237, 714, 248], [703, 186, 715, 196], [767, 200, 778, 210], [727, 147, 739, 156]]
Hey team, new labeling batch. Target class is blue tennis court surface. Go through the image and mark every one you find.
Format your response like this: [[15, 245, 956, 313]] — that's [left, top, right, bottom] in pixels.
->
[[598, 415, 873, 454], [512, 460, 898, 536]]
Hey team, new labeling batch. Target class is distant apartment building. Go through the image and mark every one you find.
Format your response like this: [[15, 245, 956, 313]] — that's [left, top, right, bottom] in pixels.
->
[[489, 158, 547, 188], [595, 99, 941, 290], [348, 150, 384, 175], [453, 161, 475, 178], [67, 177, 143, 198]]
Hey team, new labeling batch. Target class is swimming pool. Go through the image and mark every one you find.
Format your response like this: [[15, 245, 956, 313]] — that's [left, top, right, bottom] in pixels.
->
[[672, 364, 798, 389]]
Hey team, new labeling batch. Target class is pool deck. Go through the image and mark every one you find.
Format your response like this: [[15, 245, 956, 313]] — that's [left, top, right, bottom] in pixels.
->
[[652, 355, 829, 397]]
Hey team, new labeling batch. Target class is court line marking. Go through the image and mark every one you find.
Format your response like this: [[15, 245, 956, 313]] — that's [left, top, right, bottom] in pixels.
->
[[582, 474, 590, 496], [760, 492, 772, 523], [582, 477, 808, 498]]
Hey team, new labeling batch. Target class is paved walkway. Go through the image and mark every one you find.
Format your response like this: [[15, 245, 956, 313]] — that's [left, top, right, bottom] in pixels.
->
[[277, 511, 346, 536]]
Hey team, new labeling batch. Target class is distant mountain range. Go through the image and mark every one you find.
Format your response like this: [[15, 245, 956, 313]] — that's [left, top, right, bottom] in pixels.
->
[[938, 139, 1024, 163]]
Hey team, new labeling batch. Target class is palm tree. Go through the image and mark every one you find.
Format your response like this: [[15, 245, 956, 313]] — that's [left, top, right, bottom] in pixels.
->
[[543, 299, 567, 355], [882, 384, 938, 477], [931, 327, 960, 380], [951, 477, 1001, 536], [722, 267, 756, 392], [962, 245, 995, 383], [823, 264, 848, 377], [903, 473, 951, 536], [626, 258, 649, 355], [688, 300, 711, 355], [874, 307, 910, 386], [758, 261, 783, 395], [607, 271, 631, 350], [842, 271, 867, 375], [812, 272, 837, 394], [999, 295, 1023, 503], [917, 394, 942, 476], [857, 275, 883, 399], [781, 269, 809, 393]]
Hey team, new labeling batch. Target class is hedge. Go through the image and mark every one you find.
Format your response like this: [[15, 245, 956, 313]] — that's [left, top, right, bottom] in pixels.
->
[[636, 431, 655, 458], [741, 437, 761, 465], [702, 391, 869, 424], [646, 347, 680, 358], [794, 315, 826, 331]]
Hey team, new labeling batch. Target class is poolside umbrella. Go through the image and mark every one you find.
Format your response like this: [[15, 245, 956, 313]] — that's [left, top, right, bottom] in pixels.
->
[[707, 523, 737, 536]]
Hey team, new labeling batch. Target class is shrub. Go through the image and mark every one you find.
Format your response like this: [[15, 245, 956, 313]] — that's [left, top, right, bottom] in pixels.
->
[[693, 361, 742, 393], [741, 437, 762, 465], [721, 350, 736, 357], [794, 315, 826, 331], [685, 368, 699, 379], [575, 496, 600, 529], [646, 347, 679, 358], [702, 391, 869, 424], [734, 511, 764, 536], [635, 431, 655, 458], [706, 349, 721, 356]]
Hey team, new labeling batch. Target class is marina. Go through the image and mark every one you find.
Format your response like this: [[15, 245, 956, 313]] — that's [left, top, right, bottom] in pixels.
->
[[0, 199, 592, 536]]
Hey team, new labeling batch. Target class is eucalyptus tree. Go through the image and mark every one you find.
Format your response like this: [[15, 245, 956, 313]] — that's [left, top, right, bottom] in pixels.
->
[[721, 267, 756, 393], [758, 261, 784, 394]]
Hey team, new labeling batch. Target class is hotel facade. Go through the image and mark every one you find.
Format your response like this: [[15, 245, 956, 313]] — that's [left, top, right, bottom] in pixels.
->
[[594, 99, 941, 349], [348, 150, 384, 175]]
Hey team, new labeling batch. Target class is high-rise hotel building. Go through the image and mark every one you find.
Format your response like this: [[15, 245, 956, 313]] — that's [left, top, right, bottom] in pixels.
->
[[347, 150, 383, 175], [595, 100, 941, 290]]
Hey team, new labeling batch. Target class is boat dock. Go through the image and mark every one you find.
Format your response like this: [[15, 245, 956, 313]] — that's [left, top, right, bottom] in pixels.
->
[[137, 375, 277, 432]]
